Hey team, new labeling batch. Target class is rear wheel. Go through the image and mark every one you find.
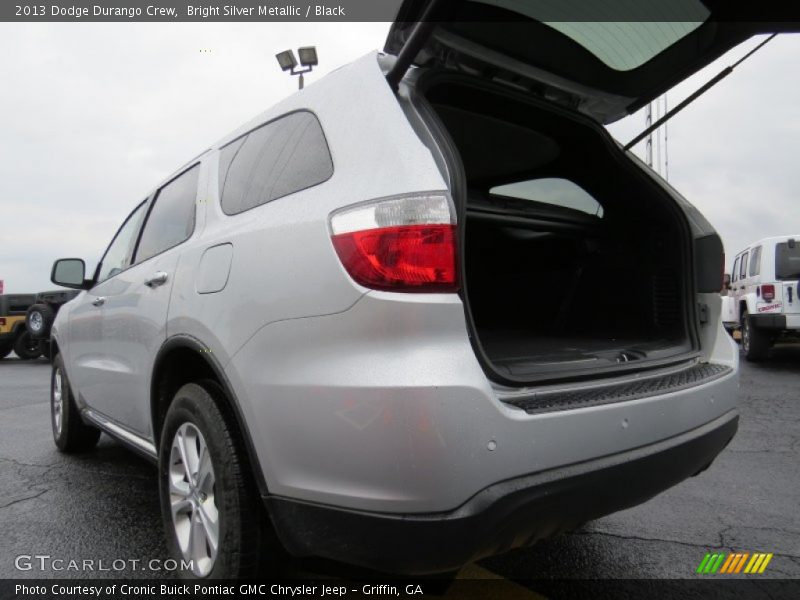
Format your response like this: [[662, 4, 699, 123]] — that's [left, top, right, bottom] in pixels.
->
[[51, 354, 101, 452], [13, 330, 42, 360], [741, 310, 771, 361], [39, 340, 53, 362], [26, 303, 55, 339], [159, 381, 284, 579]]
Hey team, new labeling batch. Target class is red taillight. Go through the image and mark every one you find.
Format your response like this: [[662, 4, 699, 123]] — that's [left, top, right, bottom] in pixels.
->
[[330, 192, 458, 293], [762, 284, 775, 301], [332, 224, 457, 292], [0, 317, 5, 326]]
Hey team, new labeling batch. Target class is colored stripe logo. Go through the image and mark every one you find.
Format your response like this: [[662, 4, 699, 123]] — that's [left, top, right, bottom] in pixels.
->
[[697, 552, 773, 574]]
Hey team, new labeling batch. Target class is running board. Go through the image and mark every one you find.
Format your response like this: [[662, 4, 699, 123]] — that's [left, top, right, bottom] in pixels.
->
[[82, 408, 157, 460]]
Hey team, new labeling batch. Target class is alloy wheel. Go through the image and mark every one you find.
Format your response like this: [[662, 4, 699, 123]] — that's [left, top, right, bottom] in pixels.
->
[[52, 368, 64, 436], [30, 311, 43, 333], [742, 320, 750, 353], [168, 422, 219, 577]]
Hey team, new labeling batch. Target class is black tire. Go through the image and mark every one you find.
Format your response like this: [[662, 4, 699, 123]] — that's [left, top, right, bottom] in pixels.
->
[[0, 342, 12, 359], [741, 310, 771, 361], [26, 303, 55, 339], [158, 381, 284, 579], [39, 340, 53, 362], [51, 353, 101, 452], [13, 329, 42, 360]]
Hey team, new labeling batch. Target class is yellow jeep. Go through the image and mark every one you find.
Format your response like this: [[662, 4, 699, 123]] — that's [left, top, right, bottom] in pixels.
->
[[0, 294, 41, 359]]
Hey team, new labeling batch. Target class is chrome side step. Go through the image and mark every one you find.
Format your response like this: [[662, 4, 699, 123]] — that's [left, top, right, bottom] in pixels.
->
[[83, 408, 157, 460]]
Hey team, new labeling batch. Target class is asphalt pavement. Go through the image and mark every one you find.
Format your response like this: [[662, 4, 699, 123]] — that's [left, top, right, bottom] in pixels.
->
[[1, 345, 798, 585]]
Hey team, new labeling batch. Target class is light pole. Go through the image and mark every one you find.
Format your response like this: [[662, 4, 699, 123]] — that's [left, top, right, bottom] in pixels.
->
[[275, 46, 318, 90]]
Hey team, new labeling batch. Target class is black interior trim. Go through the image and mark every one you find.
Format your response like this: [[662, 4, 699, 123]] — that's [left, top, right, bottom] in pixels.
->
[[414, 71, 700, 387]]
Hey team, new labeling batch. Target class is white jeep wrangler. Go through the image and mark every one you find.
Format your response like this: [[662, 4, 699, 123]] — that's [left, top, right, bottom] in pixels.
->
[[723, 236, 800, 360]]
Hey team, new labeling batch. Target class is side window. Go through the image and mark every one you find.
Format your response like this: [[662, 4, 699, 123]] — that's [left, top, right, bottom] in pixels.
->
[[489, 178, 603, 217], [740, 252, 749, 280], [219, 111, 333, 215], [775, 241, 800, 280], [135, 164, 200, 264], [96, 201, 148, 283], [732, 257, 740, 282], [749, 246, 761, 277]]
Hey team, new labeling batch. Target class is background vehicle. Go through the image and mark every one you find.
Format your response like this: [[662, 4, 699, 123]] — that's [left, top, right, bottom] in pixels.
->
[[721, 274, 739, 335], [0, 293, 39, 359], [0, 290, 79, 360], [45, 3, 792, 579], [25, 289, 80, 359], [728, 236, 800, 360]]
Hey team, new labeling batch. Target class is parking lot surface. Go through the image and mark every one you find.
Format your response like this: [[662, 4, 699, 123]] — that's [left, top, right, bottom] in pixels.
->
[[1, 346, 798, 584]]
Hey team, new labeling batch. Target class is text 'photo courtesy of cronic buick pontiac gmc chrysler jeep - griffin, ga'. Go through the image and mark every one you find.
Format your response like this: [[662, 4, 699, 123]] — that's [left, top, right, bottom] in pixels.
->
[[44, 1, 797, 579]]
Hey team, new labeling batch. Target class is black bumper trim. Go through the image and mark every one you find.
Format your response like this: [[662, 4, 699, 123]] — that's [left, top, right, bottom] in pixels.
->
[[751, 314, 787, 330], [265, 412, 738, 575], [502, 362, 731, 414]]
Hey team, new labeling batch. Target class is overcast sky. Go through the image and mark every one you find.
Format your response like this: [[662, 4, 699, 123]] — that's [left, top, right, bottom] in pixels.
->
[[0, 24, 798, 293]]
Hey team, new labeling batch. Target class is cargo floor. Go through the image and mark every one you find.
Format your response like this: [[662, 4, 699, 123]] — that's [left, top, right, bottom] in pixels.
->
[[479, 330, 679, 377]]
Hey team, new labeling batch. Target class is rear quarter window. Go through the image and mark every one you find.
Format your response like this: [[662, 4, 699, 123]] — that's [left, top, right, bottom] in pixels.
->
[[749, 246, 761, 277], [489, 177, 603, 217], [218, 110, 333, 216], [775, 242, 800, 280]]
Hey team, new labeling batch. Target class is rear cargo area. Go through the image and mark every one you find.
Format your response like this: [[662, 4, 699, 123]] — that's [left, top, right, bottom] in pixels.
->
[[423, 78, 695, 382]]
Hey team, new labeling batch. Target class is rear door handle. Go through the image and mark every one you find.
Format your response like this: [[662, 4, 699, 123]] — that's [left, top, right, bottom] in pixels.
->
[[144, 272, 169, 288], [92, 297, 106, 307]]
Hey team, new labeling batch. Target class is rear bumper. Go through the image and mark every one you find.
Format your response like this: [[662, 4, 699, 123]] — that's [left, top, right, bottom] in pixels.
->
[[751, 314, 786, 330], [230, 290, 739, 515], [266, 411, 738, 575], [785, 314, 800, 330]]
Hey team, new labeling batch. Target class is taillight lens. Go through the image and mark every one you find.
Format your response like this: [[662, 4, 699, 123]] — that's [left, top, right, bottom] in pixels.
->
[[330, 192, 458, 292], [0, 318, 5, 326], [762, 284, 775, 301]]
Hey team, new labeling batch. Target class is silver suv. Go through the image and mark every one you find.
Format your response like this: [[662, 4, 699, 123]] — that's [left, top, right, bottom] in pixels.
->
[[48, 7, 773, 578]]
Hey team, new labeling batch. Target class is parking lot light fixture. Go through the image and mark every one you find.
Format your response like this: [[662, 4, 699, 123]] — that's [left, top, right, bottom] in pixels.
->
[[298, 46, 318, 67], [275, 46, 317, 90], [275, 49, 297, 71]]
